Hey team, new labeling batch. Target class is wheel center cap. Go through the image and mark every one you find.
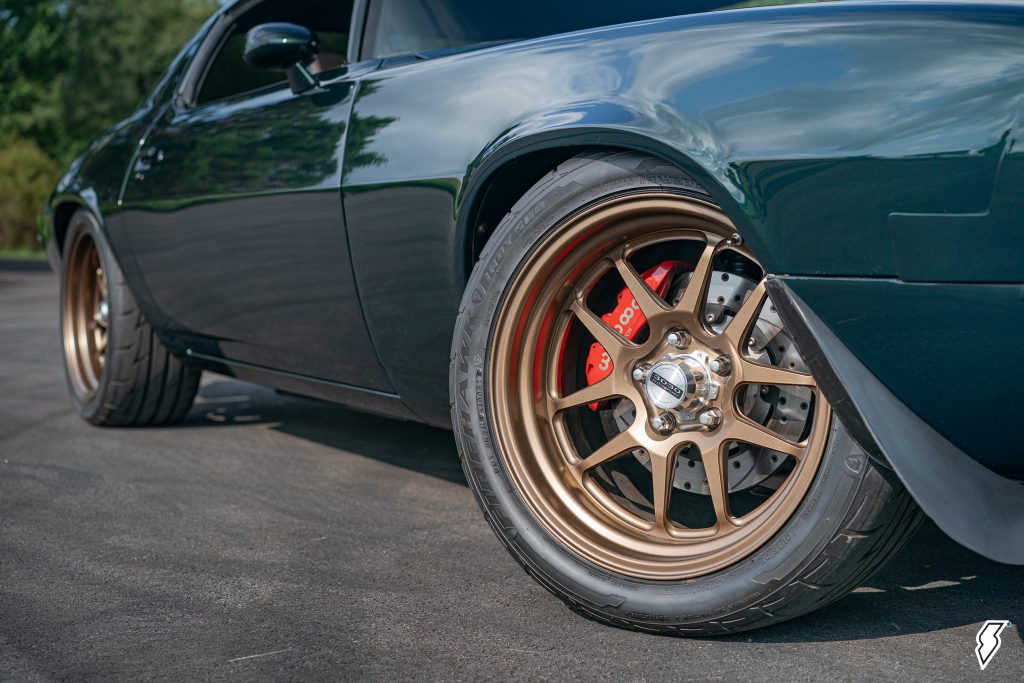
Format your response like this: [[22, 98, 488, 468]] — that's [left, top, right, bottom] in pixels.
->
[[646, 358, 704, 410]]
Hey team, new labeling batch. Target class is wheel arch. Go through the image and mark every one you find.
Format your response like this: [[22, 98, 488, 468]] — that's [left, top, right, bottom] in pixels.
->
[[455, 128, 759, 286], [45, 182, 116, 254], [51, 198, 90, 256]]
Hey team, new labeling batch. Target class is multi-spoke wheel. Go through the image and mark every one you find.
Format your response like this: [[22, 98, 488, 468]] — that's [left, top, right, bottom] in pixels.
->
[[452, 152, 922, 633], [63, 229, 110, 401], [492, 195, 830, 578], [60, 208, 201, 426]]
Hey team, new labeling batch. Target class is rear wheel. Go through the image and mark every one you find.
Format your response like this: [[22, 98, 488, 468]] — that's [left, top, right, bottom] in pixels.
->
[[61, 209, 200, 426], [451, 151, 922, 634]]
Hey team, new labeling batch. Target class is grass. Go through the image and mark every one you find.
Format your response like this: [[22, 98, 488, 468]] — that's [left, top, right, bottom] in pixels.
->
[[0, 247, 47, 261]]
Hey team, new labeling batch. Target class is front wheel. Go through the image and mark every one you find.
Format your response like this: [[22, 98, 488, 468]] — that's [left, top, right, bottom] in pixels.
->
[[450, 152, 922, 634]]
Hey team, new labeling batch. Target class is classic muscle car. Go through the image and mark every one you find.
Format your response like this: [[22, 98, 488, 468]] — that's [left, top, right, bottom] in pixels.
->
[[41, 0, 1024, 634]]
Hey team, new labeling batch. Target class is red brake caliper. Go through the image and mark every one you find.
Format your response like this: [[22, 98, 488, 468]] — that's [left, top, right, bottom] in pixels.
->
[[582, 260, 682, 410]]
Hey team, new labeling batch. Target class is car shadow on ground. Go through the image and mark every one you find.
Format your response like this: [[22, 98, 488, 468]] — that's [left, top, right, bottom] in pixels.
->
[[186, 378, 1024, 644], [185, 377, 466, 485]]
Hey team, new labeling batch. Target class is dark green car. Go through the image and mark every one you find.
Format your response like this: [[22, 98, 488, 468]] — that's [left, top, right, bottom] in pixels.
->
[[41, 0, 1024, 634]]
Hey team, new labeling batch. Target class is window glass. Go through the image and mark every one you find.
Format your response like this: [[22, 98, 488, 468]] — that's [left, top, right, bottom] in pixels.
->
[[147, 15, 215, 108], [195, 0, 353, 106], [363, 0, 843, 59], [197, 33, 285, 104]]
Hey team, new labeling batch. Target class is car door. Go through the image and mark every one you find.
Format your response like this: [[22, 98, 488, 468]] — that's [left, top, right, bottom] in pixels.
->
[[118, 1, 393, 392]]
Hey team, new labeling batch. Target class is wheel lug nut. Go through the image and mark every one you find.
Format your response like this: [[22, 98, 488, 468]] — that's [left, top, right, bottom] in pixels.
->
[[699, 409, 723, 430], [650, 413, 677, 434], [632, 364, 650, 382], [709, 356, 731, 376], [666, 330, 690, 349]]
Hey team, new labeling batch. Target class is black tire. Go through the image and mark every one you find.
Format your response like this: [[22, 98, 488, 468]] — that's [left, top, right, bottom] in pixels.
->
[[60, 209, 200, 427], [450, 151, 924, 634]]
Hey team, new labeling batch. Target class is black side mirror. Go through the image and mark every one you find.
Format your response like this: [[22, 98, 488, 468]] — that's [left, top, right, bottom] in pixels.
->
[[244, 23, 320, 94]]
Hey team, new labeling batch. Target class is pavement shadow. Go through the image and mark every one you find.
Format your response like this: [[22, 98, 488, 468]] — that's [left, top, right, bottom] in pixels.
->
[[0, 259, 51, 272], [186, 377, 1023, 642], [185, 377, 466, 485]]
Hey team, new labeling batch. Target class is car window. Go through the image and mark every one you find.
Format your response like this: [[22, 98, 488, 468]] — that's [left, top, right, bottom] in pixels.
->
[[194, 0, 353, 106], [362, 0, 843, 60], [197, 33, 285, 105]]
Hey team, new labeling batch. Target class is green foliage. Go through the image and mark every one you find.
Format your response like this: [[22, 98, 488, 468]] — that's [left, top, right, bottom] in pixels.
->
[[0, 0, 218, 249], [0, 136, 59, 249]]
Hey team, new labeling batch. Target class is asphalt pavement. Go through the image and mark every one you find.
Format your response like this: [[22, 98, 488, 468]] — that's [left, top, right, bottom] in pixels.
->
[[2, 266, 1022, 681]]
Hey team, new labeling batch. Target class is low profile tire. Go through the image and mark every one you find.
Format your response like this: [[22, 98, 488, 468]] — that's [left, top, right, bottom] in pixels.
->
[[451, 151, 923, 634], [60, 209, 200, 426]]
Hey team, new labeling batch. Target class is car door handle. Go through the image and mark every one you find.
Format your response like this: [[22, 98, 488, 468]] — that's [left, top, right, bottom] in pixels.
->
[[139, 146, 164, 163], [134, 146, 165, 180]]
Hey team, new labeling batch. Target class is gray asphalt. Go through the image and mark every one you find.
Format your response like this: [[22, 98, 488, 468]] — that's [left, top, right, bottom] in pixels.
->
[[2, 266, 1022, 681]]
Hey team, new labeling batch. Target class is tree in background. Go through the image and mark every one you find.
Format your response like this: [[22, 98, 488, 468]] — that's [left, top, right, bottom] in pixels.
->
[[0, 0, 218, 251]]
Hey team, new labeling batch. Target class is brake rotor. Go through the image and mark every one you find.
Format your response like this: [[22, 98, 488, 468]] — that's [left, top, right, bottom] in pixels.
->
[[602, 268, 814, 495]]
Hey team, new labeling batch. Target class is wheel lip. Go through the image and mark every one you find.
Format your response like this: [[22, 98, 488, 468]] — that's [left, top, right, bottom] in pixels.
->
[[62, 228, 107, 403], [487, 192, 831, 580]]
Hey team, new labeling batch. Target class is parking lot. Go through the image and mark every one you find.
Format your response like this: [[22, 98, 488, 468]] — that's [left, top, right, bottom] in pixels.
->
[[2, 265, 1022, 681]]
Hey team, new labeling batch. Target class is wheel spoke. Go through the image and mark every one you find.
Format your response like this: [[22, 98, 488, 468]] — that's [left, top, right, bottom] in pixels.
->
[[673, 241, 717, 320], [553, 377, 617, 412], [740, 358, 815, 387], [700, 442, 736, 530], [730, 416, 804, 458], [483, 192, 836, 579], [576, 426, 641, 473], [724, 280, 767, 350], [650, 450, 675, 532], [613, 257, 667, 320], [570, 299, 631, 355]]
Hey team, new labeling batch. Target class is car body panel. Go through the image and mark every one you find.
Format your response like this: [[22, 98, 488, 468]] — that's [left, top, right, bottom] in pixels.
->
[[781, 276, 1023, 474], [117, 78, 396, 391], [769, 278, 1024, 566], [341, 2, 1024, 429]]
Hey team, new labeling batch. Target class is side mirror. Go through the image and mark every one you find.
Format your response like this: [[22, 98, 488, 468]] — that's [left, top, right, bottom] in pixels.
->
[[244, 23, 320, 94]]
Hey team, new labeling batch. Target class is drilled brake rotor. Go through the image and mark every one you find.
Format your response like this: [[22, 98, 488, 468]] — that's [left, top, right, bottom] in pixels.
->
[[609, 269, 813, 496]]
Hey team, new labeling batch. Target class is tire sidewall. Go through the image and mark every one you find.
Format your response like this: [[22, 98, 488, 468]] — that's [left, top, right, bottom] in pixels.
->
[[452, 153, 874, 629], [60, 209, 127, 424]]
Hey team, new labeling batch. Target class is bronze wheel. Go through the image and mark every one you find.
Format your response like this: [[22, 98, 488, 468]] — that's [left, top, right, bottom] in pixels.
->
[[490, 193, 830, 579], [453, 152, 921, 634], [63, 229, 109, 402]]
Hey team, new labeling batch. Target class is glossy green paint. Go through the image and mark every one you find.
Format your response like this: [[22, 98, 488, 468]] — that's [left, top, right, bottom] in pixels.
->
[[117, 75, 396, 391], [782, 275, 1024, 473], [890, 133, 1024, 283], [340, 2, 1024, 430]]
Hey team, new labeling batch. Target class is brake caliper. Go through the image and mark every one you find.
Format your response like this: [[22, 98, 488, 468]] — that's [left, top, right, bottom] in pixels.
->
[[583, 260, 681, 409]]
